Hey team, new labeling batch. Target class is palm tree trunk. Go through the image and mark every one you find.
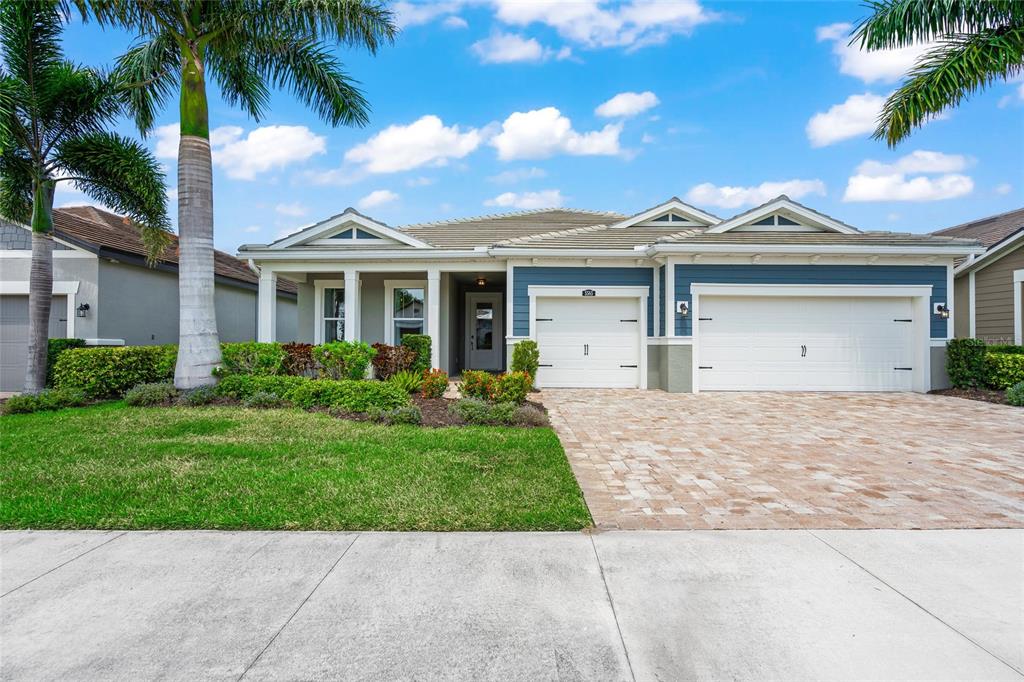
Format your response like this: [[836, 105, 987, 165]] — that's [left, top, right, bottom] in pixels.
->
[[173, 44, 221, 388], [24, 181, 55, 393]]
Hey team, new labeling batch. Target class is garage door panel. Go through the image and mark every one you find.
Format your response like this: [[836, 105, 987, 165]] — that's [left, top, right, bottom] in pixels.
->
[[535, 296, 640, 388]]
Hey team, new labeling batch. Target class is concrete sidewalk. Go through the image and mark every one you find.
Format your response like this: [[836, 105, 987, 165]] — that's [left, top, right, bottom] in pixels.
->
[[1, 530, 1021, 681]]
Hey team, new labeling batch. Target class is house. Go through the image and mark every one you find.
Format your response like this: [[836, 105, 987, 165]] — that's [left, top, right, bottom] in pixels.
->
[[239, 196, 982, 393], [0, 206, 298, 392], [933, 207, 1024, 345]]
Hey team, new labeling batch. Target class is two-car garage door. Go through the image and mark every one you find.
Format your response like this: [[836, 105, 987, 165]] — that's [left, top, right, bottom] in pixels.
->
[[697, 296, 916, 391]]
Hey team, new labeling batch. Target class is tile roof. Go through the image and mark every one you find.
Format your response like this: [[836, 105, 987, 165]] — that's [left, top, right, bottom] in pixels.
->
[[932, 207, 1024, 247], [53, 206, 296, 294], [398, 208, 624, 248]]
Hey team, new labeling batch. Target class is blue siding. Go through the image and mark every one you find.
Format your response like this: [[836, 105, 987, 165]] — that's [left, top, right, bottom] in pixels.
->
[[673, 264, 948, 338], [658, 265, 665, 336], [513, 266, 655, 336]]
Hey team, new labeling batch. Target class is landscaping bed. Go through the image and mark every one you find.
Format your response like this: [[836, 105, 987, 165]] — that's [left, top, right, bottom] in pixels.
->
[[929, 387, 1013, 406]]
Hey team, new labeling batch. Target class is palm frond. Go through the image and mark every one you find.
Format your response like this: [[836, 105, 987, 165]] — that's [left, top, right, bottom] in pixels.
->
[[54, 131, 172, 261], [231, 0, 397, 54], [875, 25, 1024, 146], [854, 0, 1024, 51], [0, 0, 66, 89], [112, 33, 180, 135], [204, 48, 271, 121], [38, 62, 123, 153], [0, 147, 34, 223]]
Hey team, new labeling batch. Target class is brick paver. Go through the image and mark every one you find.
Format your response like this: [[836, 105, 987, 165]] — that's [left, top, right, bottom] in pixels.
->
[[540, 390, 1024, 530]]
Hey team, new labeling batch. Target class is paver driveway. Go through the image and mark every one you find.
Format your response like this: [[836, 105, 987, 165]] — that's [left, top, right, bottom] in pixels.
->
[[541, 390, 1024, 530]]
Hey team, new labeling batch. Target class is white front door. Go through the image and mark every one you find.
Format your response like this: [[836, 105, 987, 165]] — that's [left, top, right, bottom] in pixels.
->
[[697, 295, 916, 391], [534, 297, 640, 388], [465, 292, 503, 370]]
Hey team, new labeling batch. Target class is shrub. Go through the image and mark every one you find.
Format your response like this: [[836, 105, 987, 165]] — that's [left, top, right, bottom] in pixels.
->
[[368, 404, 423, 425], [512, 403, 548, 427], [1, 388, 86, 415], [421, 369, 448, 399], [458, 370, 494, 400], [985, 352, 1024, 390], [215, 374, 308, 401], [450, 398, 518, 425], [285, 379, 408, 412], [179, 385, 218, 406], [47, 338, 86, 387], [987, 344, 1024, 355], [946, 338, 988, 389], [243, 391, 289, 409], [389, 369, 422, 394], [401, 334, 431, 374], [124, 382, 178, 407], [1007, 381, 1024, 407], [313, 341, 376, 380], [489, 371, 532, 404], [371, 343, 415, 380], [282, 342, 316, 376], [53, 345, 176, 398], [216, 342, 286, 376], [510, 340, 539, 386]]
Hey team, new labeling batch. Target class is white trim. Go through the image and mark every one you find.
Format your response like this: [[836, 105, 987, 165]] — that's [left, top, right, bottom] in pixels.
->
[[83, 338, 124, 346], [646, 243, 980, 257], [954, 229, 1024, 276], [689, 283, 933, 394], [384, 279, 428, 345], [1014, 269, 1023, 346], [968, 271, 976, 337], [427, 268, 440, 369], [0, 281, 79, 339], [268, 210, 431, 250], [647, 336, 693, 346], [652, 265, 660, 336], [343, 270, 360, 341], [506, 259, 515, 341], [705, 197, 860, 235], [664, 259, 676, 337], [314, 279, 345, 344], [257, 269, 277, 342], [946, 262, 954, 340], [527, 284, 648, 389], [606, 199, 720, 230], [0, 249, 95, 259]]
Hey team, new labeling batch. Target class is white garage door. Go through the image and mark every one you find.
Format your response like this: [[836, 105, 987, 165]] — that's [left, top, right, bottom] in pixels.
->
[[535, 297, 640, 388], [698, 296, 915, 391]]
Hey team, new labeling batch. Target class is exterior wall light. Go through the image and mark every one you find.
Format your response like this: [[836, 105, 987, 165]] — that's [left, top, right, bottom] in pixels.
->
[[76, 302, 90, 318], [934, 303, 949, 319], [475, 277, 487, 287], [676, 300, 689, 316]]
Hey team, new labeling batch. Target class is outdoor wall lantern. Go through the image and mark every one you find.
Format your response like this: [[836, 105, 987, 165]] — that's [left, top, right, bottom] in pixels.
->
[[933, 302, 950, 319], [676, 300, 689, 316], [76, 302, 90, 318], [475, 276, 487, 287]]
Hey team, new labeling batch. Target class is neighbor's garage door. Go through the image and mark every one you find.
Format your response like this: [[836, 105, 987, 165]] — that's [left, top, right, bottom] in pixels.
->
[[535, 297, 640, 388], [698, 296, 914, 391], [0, 295, 67, 392]]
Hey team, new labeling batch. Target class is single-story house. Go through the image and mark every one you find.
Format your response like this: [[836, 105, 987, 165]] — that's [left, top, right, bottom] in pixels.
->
[[239, 195, 982, 393], [0, 206, 297, 392], [933, 207, 1024, 345]]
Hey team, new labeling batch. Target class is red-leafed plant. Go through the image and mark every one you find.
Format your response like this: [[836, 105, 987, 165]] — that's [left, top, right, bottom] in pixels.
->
[[421, 369, 448, 399], [371, 343, 415, 380]]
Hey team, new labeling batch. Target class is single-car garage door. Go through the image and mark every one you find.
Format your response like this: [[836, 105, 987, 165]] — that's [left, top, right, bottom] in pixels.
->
[[698, 295, 915, 391], [0, 295, 68, 392], [535, 297, 640, 388]]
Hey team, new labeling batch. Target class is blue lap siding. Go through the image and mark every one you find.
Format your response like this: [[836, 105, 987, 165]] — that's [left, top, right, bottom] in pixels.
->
[[672, 264, 949, 338], [512, 266, 655, 336]]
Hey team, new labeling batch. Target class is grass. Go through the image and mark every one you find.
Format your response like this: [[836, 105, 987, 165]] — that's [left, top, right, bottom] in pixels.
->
[[0, 403, 592, 531]]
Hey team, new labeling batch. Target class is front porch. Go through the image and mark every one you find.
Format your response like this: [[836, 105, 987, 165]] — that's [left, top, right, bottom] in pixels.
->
[[257, 265, 509, 375]]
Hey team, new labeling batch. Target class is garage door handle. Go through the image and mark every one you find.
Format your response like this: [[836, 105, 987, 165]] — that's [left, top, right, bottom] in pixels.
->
[[698, 366, 713, 369], [894, 367, 913, 371], [619, 319, 637, 322], [539, 364, 553, 367], [698, 317, 713, 321], [619, 364, 637, 368], [893, 318, 912, 322], [536, 318, 553, 322], [584, 344, 589, 356], [801, 344, 807, 357]]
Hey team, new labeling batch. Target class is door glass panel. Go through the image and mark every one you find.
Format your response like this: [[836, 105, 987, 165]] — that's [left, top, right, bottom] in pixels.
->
[[393, 288, 424, 318], [475, 303, 493, 350], [325, 319, 344, 343], [323, 288, 344, 318]]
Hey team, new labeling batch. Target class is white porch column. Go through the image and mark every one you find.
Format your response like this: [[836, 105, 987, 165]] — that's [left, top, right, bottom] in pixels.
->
[[344, 269, 359, 341], [664, 260, 676, 337], [427, 268, 441, 369], [257, 269, 277, 342]]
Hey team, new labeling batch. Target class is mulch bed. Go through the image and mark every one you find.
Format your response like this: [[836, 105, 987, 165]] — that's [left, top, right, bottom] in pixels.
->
[[929, 387, 1011, 405], [298, 396, 549, 428]]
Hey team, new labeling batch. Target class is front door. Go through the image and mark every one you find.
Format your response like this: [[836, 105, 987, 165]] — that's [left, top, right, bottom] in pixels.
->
[[465, 292, 503, 370]]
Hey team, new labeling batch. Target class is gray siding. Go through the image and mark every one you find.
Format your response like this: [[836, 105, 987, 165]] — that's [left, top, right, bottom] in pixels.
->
[[673, 264, 949, 338], [512, 266, 656, 336], [296, 282, 314, 343], [974, 246, 1023, 343], [953, 275, 969, 338]]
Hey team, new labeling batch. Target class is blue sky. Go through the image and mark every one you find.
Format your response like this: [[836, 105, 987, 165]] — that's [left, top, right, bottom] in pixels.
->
[[58, 1, 1023, 252]]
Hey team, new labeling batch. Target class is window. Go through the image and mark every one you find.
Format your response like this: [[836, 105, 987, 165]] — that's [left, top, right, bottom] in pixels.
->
[[386, 281, 426, 343], [328, 225, 383, 240], [323, 287, 344, 342], [747, 214, 804, 227]]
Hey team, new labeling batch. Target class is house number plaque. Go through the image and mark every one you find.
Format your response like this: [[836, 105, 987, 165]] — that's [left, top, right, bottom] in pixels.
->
[[581, 289, 596, 297]]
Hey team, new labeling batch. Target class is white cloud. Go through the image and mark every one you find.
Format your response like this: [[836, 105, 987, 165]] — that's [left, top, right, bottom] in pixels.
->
[[843, 150, 974, 202], [595, 90, 659, 118], [488, 167, 547, 183], [485, 189, 565, 209], [491, 107, 622, 160], [357, 189, 400, 210], [816, 22, 933, 84], [151, 123, 325, 180], [997, 82, 1024, 108], [443, 15, 468, 29], [470, 32, 571, 64], [641, 133, 655, 144], [344, 115, 482, 173], [406, 176, 435, 187], [165, 187, 178, 202], [685, 179, 827, 209], [995, 182, 1013, 195], [275, 202, 307, 217], [492, 0, 717, 50], [806, 92, 885, 147], [242, 225, 261, 233], [393, 1, 463, 28]]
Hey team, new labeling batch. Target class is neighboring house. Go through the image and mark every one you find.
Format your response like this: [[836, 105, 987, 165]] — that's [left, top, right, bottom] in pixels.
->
[[0, 206, 297, 392], [239, 196, 982, 393], [933, 207, 1024, 345]]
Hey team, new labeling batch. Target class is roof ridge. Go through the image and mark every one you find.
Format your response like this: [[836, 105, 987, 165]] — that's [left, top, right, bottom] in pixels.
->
[[494, 222, 612, 245], [399, 207, 623, 230]]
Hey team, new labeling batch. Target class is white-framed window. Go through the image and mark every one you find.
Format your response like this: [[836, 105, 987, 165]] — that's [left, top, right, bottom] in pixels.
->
[[385, 279, 426, 344], [314, 279, 345, 343]]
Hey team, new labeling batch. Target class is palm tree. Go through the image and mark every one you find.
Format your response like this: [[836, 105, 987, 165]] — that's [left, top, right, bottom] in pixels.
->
[[854, 0, 1024, 146], [0, 0, 170, 393], [85, 1, 396, 388]]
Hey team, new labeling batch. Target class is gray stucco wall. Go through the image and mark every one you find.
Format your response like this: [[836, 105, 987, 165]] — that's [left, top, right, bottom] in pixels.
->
[[931, 345, 950, 390], [0, 253, 101, 339]]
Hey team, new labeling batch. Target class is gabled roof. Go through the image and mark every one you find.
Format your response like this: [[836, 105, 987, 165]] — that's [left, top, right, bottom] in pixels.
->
[[48, 207, 295, 294], [953, 225, 1024, 276], [398, 208, 624, 249], [704, 195, 860, 235], [933, 207, 1024, 248], [269, 208, 431, 249], [605, 197, 720, 229]]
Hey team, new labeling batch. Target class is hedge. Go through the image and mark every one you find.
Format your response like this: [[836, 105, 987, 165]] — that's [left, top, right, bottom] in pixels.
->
[[216, 342, 287, 376], [286, 378, 409, 412], [985, 352, 1024, 390], [46, 338, 86, 387], [946, 338, 987, 389], [53, 345, 177, 398], [215, 374, 308, 400], [401, 334, 431, 374]]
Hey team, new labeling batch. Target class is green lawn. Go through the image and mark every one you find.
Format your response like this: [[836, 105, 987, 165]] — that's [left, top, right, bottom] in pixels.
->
[[0, 403, 591, 531]]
